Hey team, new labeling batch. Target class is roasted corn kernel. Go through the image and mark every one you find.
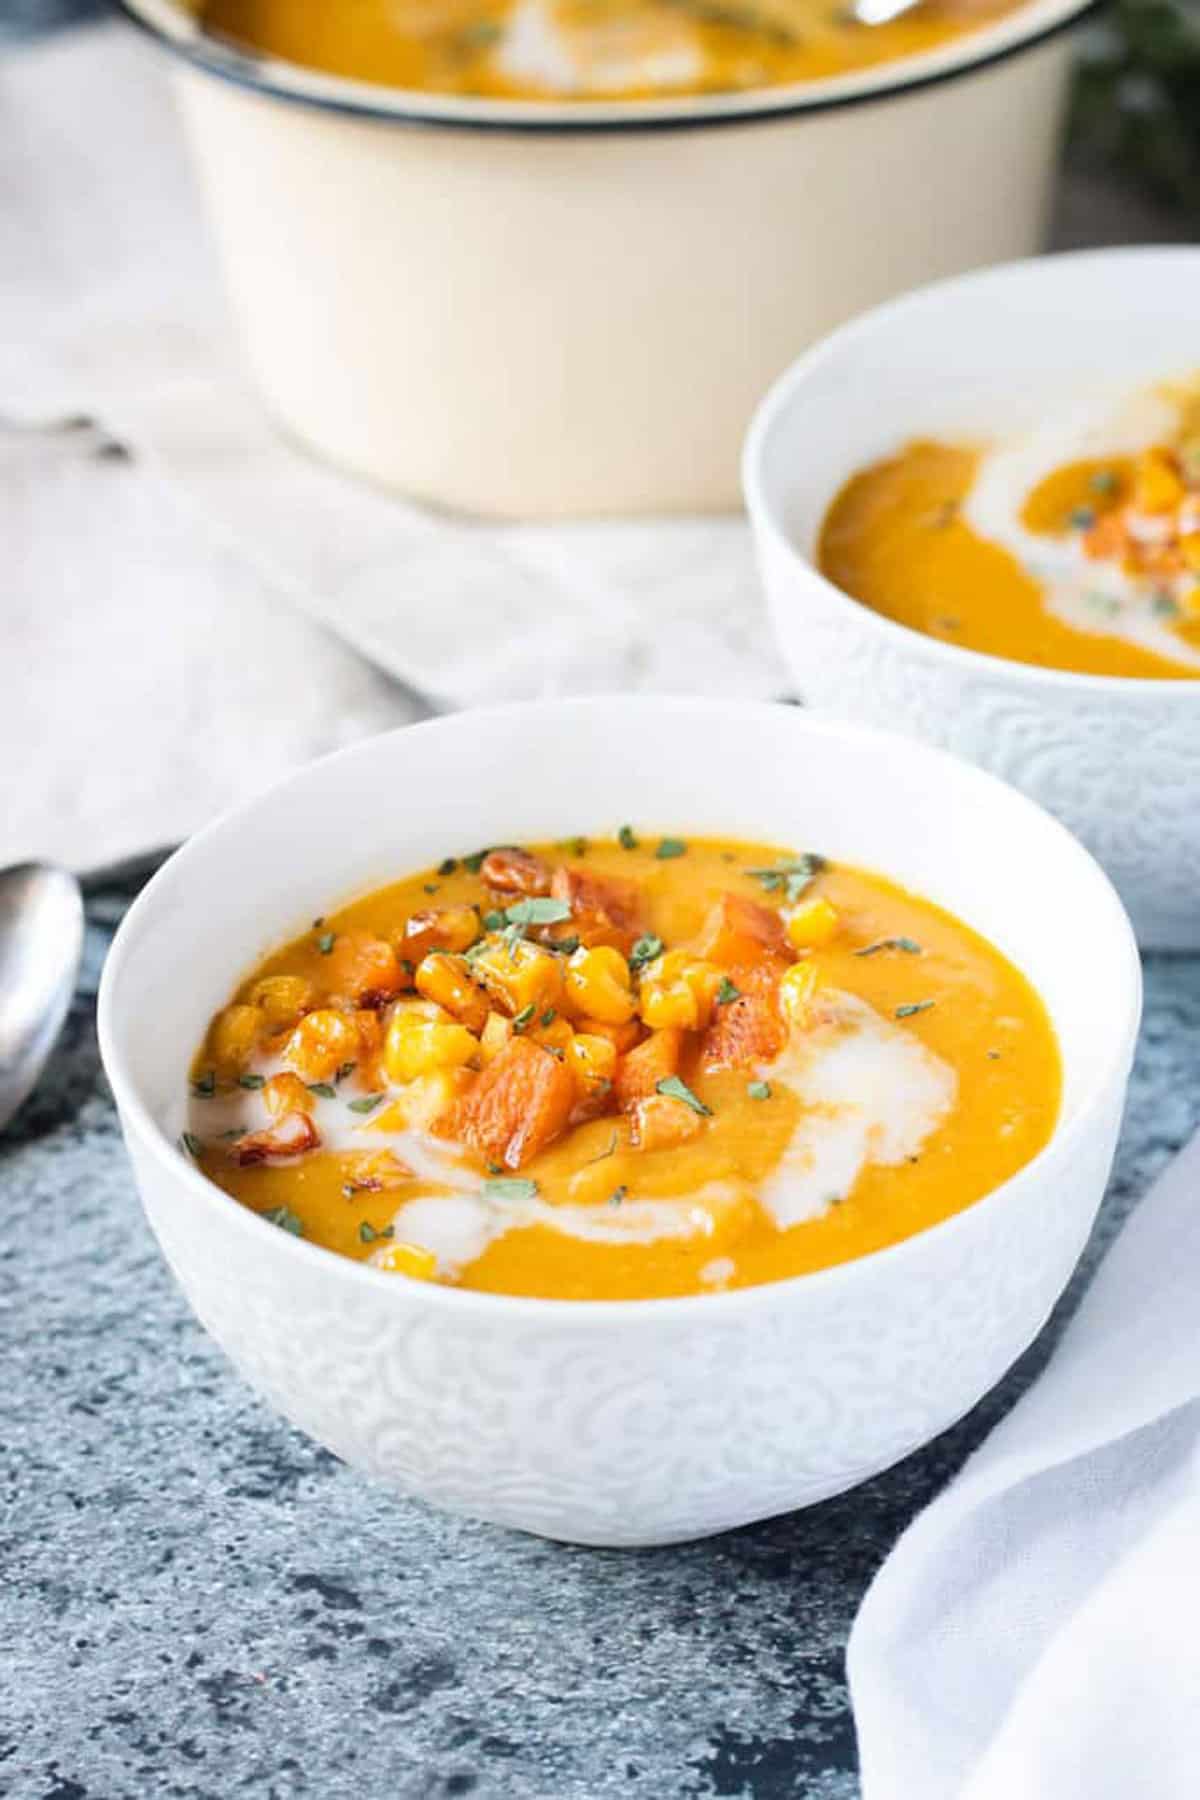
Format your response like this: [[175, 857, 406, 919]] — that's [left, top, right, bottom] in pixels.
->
[[563, 945, 635, 1024], [414, 952, 490, 1032], [779, 960, 820, 1026], [384, 1001, 479, 1084], [207, 1003, 262, 1078], [785, 896, 840, 951], [470, 934, 565, 1017], [249, 974, 313, 1032]]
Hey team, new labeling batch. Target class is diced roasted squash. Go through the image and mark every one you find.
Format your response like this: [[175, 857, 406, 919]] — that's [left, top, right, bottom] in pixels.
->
[[234, 1110, 320, 1165], [480, 847, 551, 896], [283, 1008, 371, 1084], [469, 934, 565, 1017], [694, 893, 788, 968], [630, 1093, 704, 1151], [207, 1003, 263, 1078], [263, 1072, 315, 1119], [613, 1027, 683, 1111], [549, 864, 645, 953], [701, 962, 786, 1070], [399, 905, 481, 964], [414, 952, 490, 1032], [451, 1036, 575, 1169], [248, 974, 313, 1032]]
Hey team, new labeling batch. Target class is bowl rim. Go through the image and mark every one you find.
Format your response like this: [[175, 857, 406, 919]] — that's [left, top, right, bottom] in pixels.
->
[[97, 696, 1142, 1325], [117, 0, 1094, 135], [743, 243, 1200, 702]]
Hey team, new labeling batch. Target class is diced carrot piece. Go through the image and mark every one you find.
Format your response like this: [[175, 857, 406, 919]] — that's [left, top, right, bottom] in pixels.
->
[[631, 1094, 704, 1151], [451, 1036, 574, 1170], [701, 962, 786, 1070], [693, 893, 788, 967], [480, 848, 551, 896], [549, 865, 646, 954], [234, 1111, 320, 1165], [614, 1028, 683, 1111], [323, 930, 406, 1008]]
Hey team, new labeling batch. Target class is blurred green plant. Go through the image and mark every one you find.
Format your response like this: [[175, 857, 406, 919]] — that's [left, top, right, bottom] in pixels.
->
[[1071, 0, 1200, 209]]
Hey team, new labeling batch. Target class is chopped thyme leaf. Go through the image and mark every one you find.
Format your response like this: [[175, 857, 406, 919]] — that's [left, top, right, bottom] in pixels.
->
[[747, 1080, 771, 1100], [462, 848, 491, 873], [335, 1061, 357, 1083], [237, 1072, 265, 1090], [1068, 505, 1097, 530], [263, 1205, 304, 1237], [895, 1000, 935, 1019], [179, 1131, 203, 1159], [347, 1093, 384, 1114], [618, 824, 639, 850], [655, 1074, 712, 1117], [540, 1008, 557, 1027], [190, 1070, 216, 1098], [312, 916, 326, 929], [482, 910, 506, 931], [504, 897, 573, 928], [511, 1002, 537, 1033], [342, 1183, 359, 1198], [219, 1127, 246, 1142], [358, 1220, 395, 1244], [483, 1176, 539, 1202], [487, 1161, 504, 1175], [565, 836, 589, 857], [629, 934, 665, 971], [1152, 590, 1180, 619], [1090, 468, 1119, 496], [746, 852, 825, 904], [716, 977, 740, 1006], [307, 1081, 337, 1099], [607, 1185, 628, 1209], [655, 837, 687, 860], [437, 856, 459, 877], [317, 930, 336, 955], [552, 934, 581, 957], [854, 936, 923, 957], [423, 883, 440, 895]]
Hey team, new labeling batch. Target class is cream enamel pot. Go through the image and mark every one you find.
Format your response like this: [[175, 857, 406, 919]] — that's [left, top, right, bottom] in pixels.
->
[[122, 0, 1091, 518]]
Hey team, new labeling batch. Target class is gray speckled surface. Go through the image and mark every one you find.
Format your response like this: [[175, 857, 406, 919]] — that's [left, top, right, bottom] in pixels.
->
[[3, 867, 1200, 1800]]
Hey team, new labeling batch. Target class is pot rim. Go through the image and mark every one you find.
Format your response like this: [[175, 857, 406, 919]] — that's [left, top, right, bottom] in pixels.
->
[[118, 0, 1095, 135]]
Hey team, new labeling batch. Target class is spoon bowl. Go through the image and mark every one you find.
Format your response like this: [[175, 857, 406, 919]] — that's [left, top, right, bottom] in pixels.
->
[[0, 863, 84, 1131]]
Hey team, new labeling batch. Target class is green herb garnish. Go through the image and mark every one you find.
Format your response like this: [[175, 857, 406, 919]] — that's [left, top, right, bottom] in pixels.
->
[[511, 1003, 537, 1033], [552, 935, 581, 957], [854, 936, 923, 957], [1068, 505, 1097, 530], [895, 1001, 935, 1020], [179, 1131, 202, 1159], [1152, 590, 1180, 619], [716, 977, 740, 1006], [335, 1061, 357, 1083], [1089, 468, 1119, 496], [347, 1093, 384, 1114], [565, 836, 588, 857], [263, 1205, 304, 1237], [655, 837, 687, 860], [746, 852, 825, 904], [481, 910, 506, 931], [747, 1080, 771, 1101], [237, 1072, 265, 1091], [437, 857, 459, 877], [618, 825, 639, 850], [505, 897, 573, 928], [629, 934, 665, 972], [190, 1070, 216, 1098], [540, 1008, 557, 1027], [423, 883, 439, 896], [482, 1177, 539, 1202], [655, 1075, 712, 1117], [317, 931, 336, 955], [358, 1220, 395, 1245], [607, 1185, 628, 1209], [463, 848, 491, 874], [307, 1082, 337, 1099]]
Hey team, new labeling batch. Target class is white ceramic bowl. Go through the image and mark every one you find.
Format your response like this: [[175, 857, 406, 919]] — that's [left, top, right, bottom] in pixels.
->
[[121, 0, 1090, 517], [744, 245, 1200, 951], [98, 699, 1139, 1546]]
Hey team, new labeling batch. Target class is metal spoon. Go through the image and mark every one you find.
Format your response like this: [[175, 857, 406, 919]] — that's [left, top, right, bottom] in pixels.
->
[[0, 863, 85, 1131]]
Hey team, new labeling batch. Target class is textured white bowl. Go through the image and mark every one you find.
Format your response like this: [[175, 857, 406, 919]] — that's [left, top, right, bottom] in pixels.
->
[[120, 0, 1090, 516], [98, 700, 1139, 1545], [744, 245, 1200, 950]]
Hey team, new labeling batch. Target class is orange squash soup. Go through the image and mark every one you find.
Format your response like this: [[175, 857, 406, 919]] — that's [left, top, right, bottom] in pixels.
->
[[201, 0, 1023, 102], [818, 380, 1200, 680], [186, 834, 1060, 1300]]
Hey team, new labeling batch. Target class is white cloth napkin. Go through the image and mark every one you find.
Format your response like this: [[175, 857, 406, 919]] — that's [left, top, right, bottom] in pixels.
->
[[850, 1127, 1200, 1800], [0, 22, 781, 870]]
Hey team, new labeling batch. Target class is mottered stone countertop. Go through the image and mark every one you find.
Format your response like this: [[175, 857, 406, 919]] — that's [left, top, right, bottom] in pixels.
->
[[4, 862, 1200, 1800]]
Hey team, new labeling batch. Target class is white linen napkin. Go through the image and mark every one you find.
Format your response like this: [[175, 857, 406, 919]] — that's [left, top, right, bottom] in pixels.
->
[[849, 1127, 1200, 1800]]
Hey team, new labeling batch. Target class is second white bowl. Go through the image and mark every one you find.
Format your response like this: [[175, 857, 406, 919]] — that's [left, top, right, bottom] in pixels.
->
[[744, 246, 1200, 950]]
